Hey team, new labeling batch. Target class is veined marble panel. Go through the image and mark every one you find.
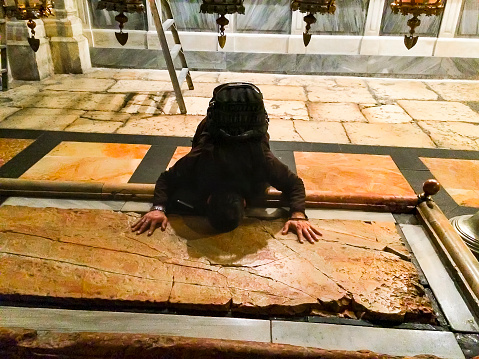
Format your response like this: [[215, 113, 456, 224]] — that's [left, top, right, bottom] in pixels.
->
[[0, 138, 34, 168], [457, 0, 479, 37], [88, 0, 147, 30], [294, 152, 416, 199], [169, 0, 216, 32], [236, 0, 291, 34], [420, 157, 479, 208], [309, 0, 369, 35], [20, 142, 151, 184]]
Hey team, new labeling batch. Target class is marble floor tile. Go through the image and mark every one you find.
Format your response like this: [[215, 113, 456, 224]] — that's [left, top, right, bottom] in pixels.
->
[[161, 96, 210, 116], [264, 100, 309, 121], [1, 197, 125, 211], [308, 103, 367, 122], [276, 75, 336, 87], [20, 156, 143, 183], [117, 115, 203, 137], [305, 208, 395, 222], [64, 118, 124, 133], [108, 80, 173, 93], [268, 119, 304, 142], [360, 105, 412, 123], [167, 146, 191, 169], [0, 138, 34, 167], [427, 81, 479, 101], [188, 71, 220, 83], [292, 121, 350, 143], [17, 91, 86, 109], [0, 84, 42, 107], [367, 80, 438, 101], [258, 85, 306, 101], [19, 142, 151, 183], [47, 142, 150, 159], [307, 79, 377, 104], [218, 72, 278, 85], [113, 69, 151, 80], [44, 78, 116, 92], [344, 123, 436, 148], [398, 100, 479, 123], [83, 68, 120, 79], [272, 321, 464, 358], [0, 108, 84, 131], [0, 107, 21, 121], [420, 157, 479, 207], [417, 121, 479, 151], [182, 82, 218, 98], [294, 152, 416, 198], [121, 202, 153, 213], [76, 93, 128, 112], [81, 111, 131, 122]]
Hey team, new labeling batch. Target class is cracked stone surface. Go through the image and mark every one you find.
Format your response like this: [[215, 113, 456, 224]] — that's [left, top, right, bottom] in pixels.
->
[[0, 206, 435, 323]]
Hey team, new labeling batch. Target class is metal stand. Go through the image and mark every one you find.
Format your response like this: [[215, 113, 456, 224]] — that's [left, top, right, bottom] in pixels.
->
[[148, 0, 194, 114]]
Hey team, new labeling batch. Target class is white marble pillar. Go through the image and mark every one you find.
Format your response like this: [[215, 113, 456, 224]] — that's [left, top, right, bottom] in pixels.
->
[[43, 0, 91, 73], [7, 19, 54, 80]]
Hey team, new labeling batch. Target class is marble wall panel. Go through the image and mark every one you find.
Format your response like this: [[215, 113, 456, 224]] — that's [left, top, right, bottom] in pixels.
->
[[420, 157, 479, 208], [88, 0, 148, 30], [20, 142, 151, 183], [310, 0, 369, 35], [380, 1, 442, 37], [294, 152, 416, 199], [0, 138, 35, 168], [236, 0, 291, 34], [457, 0, 479, 37], [169, 0, 217, 32]]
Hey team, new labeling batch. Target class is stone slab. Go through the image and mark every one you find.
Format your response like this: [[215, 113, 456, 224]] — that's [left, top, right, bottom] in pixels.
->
[[161, 96, 210, 116], [417, 121, 479, 151], [398, 101, 479, 123], [44, 78, 116, 92], [0, 108, 84, 131], [64, 118, 124, 133], [108, 80, 172, 93], [272, 321, 464, 358], [307, 79, 376, 104], [267, 119, 304, 142], [218, 72, 278, 85], [276, 75, 336, 87], [0, 138, 34, 168], [293, 121, 350, 143], [360, 105, 412, 123], [264, 100, 309, 121], [420, 157, 479, 207], [81, 111, 131, 122], [257, 85, 307, 101], [343, 123, 436, 148], [367, 80, 438, 101], [117, 115, 203, 137], [0, 107, 21, 122], [427, 81, 479, 101], [0, 206, 434, 322], [308, 103, 367, 122], [1, 197, 125, 211]]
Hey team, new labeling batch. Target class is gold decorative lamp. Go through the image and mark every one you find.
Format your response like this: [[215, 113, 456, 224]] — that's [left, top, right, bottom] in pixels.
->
[[291, 0, 336, 47], [390, 0, 445, 49], [96, 0, 145, 46], [200, 0, 245, 48], [1, 0, 54, 52]]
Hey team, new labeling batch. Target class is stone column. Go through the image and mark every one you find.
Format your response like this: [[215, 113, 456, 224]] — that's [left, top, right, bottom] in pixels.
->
[[7, 19, 54, 80], [43, 0, 91, 74]]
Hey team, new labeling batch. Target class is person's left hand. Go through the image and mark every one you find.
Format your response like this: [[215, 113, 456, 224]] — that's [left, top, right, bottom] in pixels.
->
[[282, 213, 322, 244]]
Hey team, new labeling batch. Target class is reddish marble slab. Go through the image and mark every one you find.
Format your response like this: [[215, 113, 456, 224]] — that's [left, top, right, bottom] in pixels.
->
[[167, 146, 191, 169], [20, 142, 151, 184], [294, 152, 417, 201], [420, 157, 479, 207], [0, 206, 434, 323], [0, 138, 34, 168]]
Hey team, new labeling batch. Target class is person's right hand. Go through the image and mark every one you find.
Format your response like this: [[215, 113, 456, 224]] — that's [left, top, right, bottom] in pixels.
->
[[131, 210, 168, 236]]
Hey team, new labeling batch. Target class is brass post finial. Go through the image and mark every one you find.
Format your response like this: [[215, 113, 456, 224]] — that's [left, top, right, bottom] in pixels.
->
[[418, 179, 441, 206]]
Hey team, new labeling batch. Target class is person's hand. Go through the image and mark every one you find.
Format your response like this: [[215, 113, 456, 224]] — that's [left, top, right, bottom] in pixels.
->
[[282, 213, 322, 244], [131, 210, 168, 236]]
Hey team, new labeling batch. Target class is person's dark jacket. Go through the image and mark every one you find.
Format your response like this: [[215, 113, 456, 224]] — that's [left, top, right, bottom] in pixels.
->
[[152, 138, 306, 215]]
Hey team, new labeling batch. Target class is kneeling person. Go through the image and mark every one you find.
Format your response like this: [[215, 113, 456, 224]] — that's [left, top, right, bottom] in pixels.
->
[[132, 83, 321, 244]]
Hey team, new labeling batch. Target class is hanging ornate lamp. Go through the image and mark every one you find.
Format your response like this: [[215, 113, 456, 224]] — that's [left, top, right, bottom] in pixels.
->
[[1, 0, 54, 52], [390, 0, 444, 50], [96, 0, 144, 46], [200, 0, 245, 49], [291, 0, 336, 47]]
